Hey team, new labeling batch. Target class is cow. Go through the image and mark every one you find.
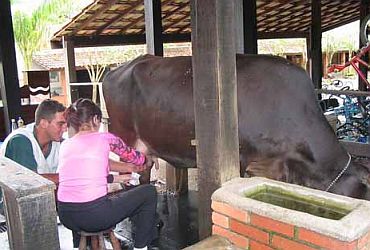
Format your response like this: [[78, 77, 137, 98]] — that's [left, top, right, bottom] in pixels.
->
[[102, 54, 370, 200]]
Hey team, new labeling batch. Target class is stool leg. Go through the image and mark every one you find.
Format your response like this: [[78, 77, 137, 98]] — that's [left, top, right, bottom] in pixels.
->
[[109, 230, 122, 250], [91, 235, 100, 250], [98, 234, 106, 250], [79, 235, 87, 250]]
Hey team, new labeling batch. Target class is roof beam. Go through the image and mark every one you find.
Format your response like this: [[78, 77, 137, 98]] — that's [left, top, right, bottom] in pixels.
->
[[258, 31, 308, 39], [50, 30, 310, 48], [52, 33, 191, 48]]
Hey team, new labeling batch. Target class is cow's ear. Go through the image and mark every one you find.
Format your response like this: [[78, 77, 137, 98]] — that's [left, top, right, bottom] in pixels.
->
[[246, 158, 289, 182]]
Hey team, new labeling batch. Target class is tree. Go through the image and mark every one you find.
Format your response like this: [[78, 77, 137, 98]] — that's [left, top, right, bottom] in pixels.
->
[[322, 34, 341, 66], [83, 47, 143, 103], [12, 0, 83, 70]]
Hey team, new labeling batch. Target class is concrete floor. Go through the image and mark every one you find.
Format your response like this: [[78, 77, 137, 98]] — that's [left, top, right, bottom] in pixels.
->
[[0, 222, 76, 250], [0, 166, 200, 250], [0, 190, 199, 250]]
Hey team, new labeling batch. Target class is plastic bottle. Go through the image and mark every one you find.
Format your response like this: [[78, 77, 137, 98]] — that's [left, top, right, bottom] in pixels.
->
[[17, 117, 25, 128], [11, 119, 17, 132]]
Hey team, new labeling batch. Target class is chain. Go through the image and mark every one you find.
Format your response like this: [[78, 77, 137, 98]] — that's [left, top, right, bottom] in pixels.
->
[[325, 152, 352, 192]]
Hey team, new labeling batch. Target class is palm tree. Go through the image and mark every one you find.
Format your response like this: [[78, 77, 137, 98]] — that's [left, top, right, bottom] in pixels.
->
[[12, 0, 82, 70]]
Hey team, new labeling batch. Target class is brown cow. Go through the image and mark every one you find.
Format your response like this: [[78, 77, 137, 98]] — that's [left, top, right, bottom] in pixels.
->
[[103, 54, 370, 200]]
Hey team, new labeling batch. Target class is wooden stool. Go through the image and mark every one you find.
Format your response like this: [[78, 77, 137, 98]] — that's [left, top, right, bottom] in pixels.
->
[[79, 229, 122, 250]]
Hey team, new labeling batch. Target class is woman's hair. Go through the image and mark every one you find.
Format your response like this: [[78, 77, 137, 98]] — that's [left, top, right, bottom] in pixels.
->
[[64, 98, 102, 132]]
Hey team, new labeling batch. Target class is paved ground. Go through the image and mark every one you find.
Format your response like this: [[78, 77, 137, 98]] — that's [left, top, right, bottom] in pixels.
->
[[0, 189, 199, 250], [0, 223, 75, 250]]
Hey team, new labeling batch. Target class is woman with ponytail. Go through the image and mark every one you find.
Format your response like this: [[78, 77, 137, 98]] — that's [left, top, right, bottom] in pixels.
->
[[57, 98, 157, 250]]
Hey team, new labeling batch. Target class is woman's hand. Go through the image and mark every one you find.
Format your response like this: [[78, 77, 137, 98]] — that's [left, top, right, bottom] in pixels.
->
[[109, 155, 159, 174], [109, 159, 136, 172], [129, 155, 156, 173], [112, 173, 131, 184]]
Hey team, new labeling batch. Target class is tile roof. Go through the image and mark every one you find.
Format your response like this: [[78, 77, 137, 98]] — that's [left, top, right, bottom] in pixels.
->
[[33, 43, 192, 69]]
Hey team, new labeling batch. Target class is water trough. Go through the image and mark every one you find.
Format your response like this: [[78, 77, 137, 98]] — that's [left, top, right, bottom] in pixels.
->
[[211, 177, 370, 250]]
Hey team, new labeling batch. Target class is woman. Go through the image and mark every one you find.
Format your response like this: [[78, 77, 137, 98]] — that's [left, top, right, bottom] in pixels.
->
[[57, 98, 157, 250]]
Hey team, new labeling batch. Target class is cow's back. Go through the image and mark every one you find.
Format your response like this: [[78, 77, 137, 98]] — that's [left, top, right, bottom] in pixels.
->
[[103, 55, 197, 167], [103, 54, 346, 181]]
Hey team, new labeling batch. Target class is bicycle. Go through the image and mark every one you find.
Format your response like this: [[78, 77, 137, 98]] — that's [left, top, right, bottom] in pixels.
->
[[327, 14, 370, 89], [331, 88, 370, 143]]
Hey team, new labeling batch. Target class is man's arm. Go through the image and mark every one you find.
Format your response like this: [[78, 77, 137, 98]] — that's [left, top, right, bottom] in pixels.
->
[[5, 134, 37, 172]]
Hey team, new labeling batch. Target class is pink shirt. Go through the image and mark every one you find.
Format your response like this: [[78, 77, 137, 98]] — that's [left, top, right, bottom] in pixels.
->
[[57, 132, 145, 202]]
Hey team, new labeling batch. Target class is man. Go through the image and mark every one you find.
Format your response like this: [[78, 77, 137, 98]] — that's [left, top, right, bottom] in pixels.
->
[[0, 99, 66, 212], [0, 99, 66, 173]]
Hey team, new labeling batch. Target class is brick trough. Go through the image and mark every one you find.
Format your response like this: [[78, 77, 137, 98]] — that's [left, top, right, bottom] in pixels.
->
[[211, 177, 370, 250]]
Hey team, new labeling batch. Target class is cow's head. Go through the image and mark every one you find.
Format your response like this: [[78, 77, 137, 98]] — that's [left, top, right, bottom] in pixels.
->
[[245, 154, 370, 201], [328, 158, 370, 200]]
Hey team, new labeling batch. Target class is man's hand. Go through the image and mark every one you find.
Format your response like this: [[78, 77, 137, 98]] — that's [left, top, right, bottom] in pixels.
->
[[40, 173, 59, 185]]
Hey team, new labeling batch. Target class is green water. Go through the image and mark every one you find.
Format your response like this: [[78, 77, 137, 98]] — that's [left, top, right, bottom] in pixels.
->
[[246, 186, 351, 220]]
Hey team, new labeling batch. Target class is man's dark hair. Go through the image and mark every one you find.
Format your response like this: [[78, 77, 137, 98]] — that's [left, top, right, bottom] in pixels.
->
[[35, 99, 65, 125]]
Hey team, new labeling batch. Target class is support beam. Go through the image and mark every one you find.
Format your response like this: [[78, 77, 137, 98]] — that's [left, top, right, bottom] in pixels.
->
[[0, 0, 21, 134], [63, 36, 77, 105], [235, 0, 244, 53], [166, 163, 188, 195], [243, 0, 258, 54], [52, 33, 191, 48], [258, 31, 308, 39], [191, 0, 240, 240], [359, 0, 369, 91], [309, 0, 322, 90], [144, 0, 164, 56], [50, 30, 310, 49], [306, 36, 311, 73]]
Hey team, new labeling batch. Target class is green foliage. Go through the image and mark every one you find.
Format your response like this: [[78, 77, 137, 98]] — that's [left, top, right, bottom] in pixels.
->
[[322, 27, 357, 66], [13, 11, 43, 70], [12, 0, 84, 70]]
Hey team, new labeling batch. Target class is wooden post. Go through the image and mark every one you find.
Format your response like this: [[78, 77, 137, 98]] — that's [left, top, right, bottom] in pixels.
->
[[235, 0, 257, 54], [309, 0, 322, 90], [306, 36, 311, 73], [144, 0, 164, 56], [359, 0, 369, 91], [243, 0, 258, 54], [0, 0, 21, 134], [191, 0, 240, 239], [63, 36, 77, 105], [235, 0, 244, 53], [166, 163, 188, 195], [0, 158, 59, 250]]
